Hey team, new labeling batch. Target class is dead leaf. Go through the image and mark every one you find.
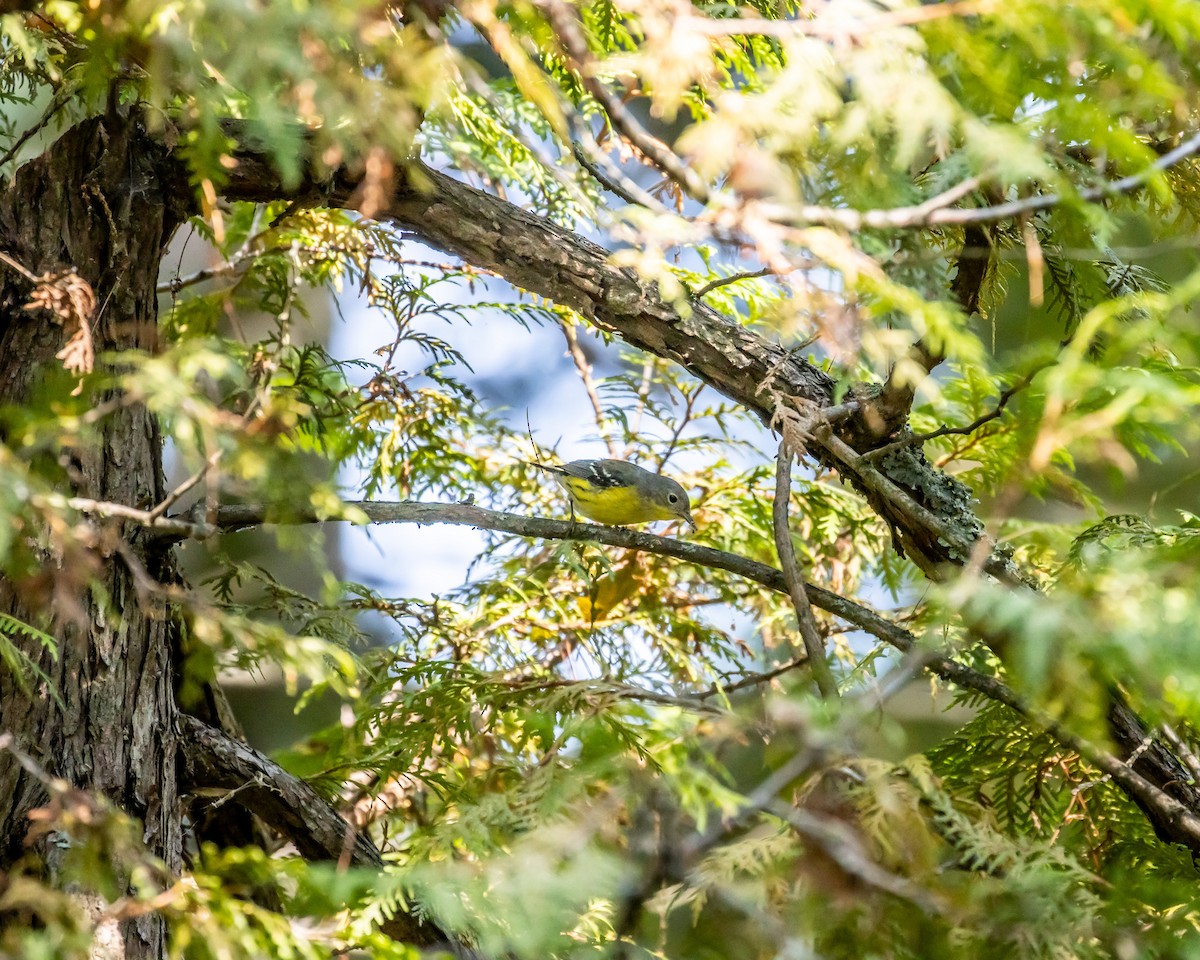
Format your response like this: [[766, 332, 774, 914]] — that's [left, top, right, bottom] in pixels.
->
[[23, 268, 96, 393]]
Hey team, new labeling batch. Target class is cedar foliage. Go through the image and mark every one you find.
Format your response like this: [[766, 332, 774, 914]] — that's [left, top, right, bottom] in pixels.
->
[[2, 1, 1200, 958]]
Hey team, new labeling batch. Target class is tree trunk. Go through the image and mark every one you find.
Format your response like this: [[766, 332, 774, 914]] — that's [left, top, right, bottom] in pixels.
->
[[0, 114, 186, 958]]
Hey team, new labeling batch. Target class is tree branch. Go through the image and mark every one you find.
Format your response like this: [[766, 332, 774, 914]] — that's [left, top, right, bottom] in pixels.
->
[[178, 715, 456, 949], [773, 441, 838, 698], [179, 715, 384, 867], [532, 0, 711, 204], [693, 267, 772, 299], [134, 499, 996, 708], [816, 429, 1031, 587], [560, 318, 618, 457], [863, 367, 1039, 463], [774, 131, 1200, 230]]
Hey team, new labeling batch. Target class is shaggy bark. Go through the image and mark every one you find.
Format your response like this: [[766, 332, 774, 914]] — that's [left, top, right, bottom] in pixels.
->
[[0, 114, 188, 958]]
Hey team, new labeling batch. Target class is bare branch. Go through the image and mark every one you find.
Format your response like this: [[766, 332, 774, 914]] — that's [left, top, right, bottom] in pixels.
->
[[0, 248, 40, 282], [532, 0, 710, 204], [560, 319, 618, 457], [773, 440, 838, 698], [569, 133, 665, 211], [777, 131, 1200, 231], [864, 368, 1041, 462], [693, 267, 772, 299], [697, 654, 811, 701], [47, 494, 206, 538], [179, 715, 384, 867], [1160, 723, 1200, 786], [816, 428, 1032, 587], [156, 250, 257, 294], [149, 498, 1004, 703], [0, 83, 74, 173], [178, 716, 467, 950]]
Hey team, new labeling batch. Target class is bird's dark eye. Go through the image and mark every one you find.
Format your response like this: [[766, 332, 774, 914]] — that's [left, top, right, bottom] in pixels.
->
[[668, 494, 679, 503]]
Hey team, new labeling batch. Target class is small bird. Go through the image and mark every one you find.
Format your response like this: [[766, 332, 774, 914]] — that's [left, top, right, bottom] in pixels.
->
[[528, 458, 695, 530]]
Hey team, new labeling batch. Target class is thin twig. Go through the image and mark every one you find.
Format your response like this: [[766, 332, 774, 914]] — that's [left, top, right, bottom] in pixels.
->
[[0, 84, 74, 173], [697, 654, 810, 701], [159, 219, 279, 295], [768, 800, 942, 910], [773, 439, 838, 698], [776, 131, 1200, 231], [863, 368, 1041, 462], [569, 130, 667, 212], [693, 267, 772, 299], [1160, 723, 1200, 786], [0, 249, 41, 282], [560, 319, 618, 457], [653, 385, 697, 470], [146, 448, 223, 523], [35, 494, 203, 538], [570, 139, 648, 207], [157, 249, 259, 294], [534, 0, 710, 204], [501, 676, 726, 716]]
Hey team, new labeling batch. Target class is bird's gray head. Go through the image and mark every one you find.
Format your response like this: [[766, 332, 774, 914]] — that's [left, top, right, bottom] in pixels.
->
[[647, 473, 695, 529]]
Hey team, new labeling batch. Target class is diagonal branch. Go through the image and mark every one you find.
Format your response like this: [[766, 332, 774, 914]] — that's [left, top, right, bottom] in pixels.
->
[[560, 318, 619, 457], [180, 715, 382, 868], [532, 0, 711, 204], [864, 366, 1040, 463], [179, 715, 459, 949]]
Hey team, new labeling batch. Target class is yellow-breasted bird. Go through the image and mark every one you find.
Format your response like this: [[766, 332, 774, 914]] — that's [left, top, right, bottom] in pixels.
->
[[528, 458, 695, 529]]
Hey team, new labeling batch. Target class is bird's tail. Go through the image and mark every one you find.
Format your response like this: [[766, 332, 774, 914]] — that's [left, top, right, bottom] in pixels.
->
[[517, 457, 567, 477]]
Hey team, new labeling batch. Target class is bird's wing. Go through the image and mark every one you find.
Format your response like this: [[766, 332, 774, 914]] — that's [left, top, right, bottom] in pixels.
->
[[562, 460, 634, 488]]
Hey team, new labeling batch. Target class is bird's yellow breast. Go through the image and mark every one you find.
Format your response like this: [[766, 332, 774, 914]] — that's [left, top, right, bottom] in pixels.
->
[[559, 477, 675, 525]]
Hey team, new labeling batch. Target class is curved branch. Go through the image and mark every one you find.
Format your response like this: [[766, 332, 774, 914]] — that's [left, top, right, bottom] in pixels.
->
[[179, 715, 456, 949], [532, 0, 710, 204], [180, 715, 383, 868], [775, 131, 1200, 230]]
